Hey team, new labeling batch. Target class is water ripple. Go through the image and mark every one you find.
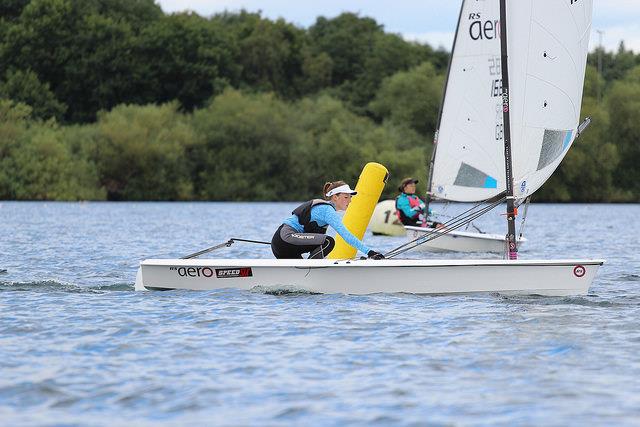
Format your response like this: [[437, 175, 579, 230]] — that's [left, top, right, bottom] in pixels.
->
[[0, 202, 639, 425]]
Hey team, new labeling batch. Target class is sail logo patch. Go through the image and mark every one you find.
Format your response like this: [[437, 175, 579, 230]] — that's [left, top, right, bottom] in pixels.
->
[[573, 265, 586, 278], [467, 14, 500, 41], [520, 181, 527, 193], [216, 268, 253, 278]]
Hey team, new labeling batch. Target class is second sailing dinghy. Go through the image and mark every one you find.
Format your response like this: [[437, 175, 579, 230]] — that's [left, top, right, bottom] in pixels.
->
[[135, 0, 603, 296]]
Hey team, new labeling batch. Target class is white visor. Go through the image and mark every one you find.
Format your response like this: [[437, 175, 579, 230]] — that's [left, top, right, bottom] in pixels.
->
[[325, 184, 357, 198]]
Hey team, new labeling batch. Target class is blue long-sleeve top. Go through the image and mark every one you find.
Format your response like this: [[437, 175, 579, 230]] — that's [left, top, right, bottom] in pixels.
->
[[283, 204, 371, 255]]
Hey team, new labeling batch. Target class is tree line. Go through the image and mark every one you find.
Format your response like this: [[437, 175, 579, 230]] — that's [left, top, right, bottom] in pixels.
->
[[0, 0, 638, 201]]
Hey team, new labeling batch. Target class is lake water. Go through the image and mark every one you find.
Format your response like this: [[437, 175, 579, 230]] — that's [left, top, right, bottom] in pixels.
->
[[1, 202, 639, 426]]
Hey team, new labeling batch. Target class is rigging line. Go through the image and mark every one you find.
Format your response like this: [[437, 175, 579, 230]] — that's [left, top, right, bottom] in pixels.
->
[[395, 200, 504, 254], [384, 196, 506, 258], [388, 195, 506, 254], [182, 237, 270, 259], [229, 238, 271, 245], [388, 199, 504, 253], [518, 196, 531, 239], [385, 199, 505, 258]]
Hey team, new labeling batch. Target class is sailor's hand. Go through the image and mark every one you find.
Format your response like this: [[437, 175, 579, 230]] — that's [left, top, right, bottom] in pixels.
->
[[367, 250, 385, 260]]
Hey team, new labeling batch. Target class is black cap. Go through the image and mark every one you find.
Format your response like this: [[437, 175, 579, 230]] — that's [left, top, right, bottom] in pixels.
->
[[398, 177, 418, 192]]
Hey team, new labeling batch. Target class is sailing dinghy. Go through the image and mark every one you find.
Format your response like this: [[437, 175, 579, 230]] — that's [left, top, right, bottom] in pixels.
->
[[135, 0, 603, 295], [135, 258, 602, 296], [404, 225, 524, 253]]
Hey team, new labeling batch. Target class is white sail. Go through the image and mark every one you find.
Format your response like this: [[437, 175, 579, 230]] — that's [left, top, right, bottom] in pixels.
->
[[430, 0, 506, 202], [430, 0, 592, 202], [507, 0, 592, 197]]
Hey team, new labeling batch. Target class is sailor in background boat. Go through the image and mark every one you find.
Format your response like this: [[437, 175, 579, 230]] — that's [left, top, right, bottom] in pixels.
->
[[271, 181, 385, 260], [395, 177, 443, 228]]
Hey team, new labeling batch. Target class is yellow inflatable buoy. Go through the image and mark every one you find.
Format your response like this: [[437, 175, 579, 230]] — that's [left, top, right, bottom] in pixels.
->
[[329, 162, 388, 259]]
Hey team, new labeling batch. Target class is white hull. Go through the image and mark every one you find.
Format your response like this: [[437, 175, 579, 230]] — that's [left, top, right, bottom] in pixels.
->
[[135, 258, 603, 296], [405, 226, 527, 253], [369, 200, 406, 236]]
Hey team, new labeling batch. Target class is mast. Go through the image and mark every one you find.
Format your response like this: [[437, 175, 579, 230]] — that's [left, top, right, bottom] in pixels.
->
[[424, 0, 466, 216], [499, 0, 518, 260]]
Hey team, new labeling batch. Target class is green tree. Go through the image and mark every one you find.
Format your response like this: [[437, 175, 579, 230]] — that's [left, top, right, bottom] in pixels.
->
[[0, 69, 67, 121], [587, 41, 639, 85], [308, 13, 381, 86], [63, 12, 146, 122], [537, 95, 619, 202], [1, 0, 163, 122], [0, 99, 31, 198], [0, 0, 30, 22], [1, 0, 80, 99], [607, 65, 640, 198], [234, 15, 306, 97], [340, 33, 435, 110], [8, 125, 105, 200], [369, 62, 444, 137], [136, 12, 240, 111], [292, 95, 427, 200], [299, 50, 333, 94], [308, 14, 438, 111], [0, 101, 104, 200], [191, 89, 302, 200], [94, 103, 195, 200], [87, 0, 162, 30]]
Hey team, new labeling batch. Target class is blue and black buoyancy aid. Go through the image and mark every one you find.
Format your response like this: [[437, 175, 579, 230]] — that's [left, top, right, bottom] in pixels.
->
[[292, 199, 334, 234]]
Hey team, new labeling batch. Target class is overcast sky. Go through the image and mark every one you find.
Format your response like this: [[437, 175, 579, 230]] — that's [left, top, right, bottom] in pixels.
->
[[155, 0, 640, 52]]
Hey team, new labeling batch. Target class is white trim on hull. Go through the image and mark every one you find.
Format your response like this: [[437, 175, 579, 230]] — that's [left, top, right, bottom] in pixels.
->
[[405, 226, 527, 253], [135, 258, 603, 296]]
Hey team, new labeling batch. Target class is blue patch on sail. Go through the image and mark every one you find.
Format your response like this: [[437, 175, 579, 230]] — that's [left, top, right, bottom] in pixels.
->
[[484, 176, 498, 188], [537, 129, 572, 170], [454, 162, 497, 189], [563, 130, 573, 150]]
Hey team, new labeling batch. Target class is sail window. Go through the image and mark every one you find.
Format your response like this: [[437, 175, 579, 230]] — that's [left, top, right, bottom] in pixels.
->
[[537, 130, 573, 170], [453, 163, 498, 188]]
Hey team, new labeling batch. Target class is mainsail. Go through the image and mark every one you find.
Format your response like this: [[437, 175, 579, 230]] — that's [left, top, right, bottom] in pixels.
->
[[429, 0, 593, 202], [507, 0, 593, 197]]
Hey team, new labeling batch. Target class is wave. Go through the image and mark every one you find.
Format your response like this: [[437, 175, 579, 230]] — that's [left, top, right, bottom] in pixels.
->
[[498, 293, 635, 308], [250, 284, 321, 295], [0, 280, 133, 293]]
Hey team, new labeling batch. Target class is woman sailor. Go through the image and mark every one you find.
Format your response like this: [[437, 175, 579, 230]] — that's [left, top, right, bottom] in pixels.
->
[[395, 178, 428, 227], [271, 181, 385, 260], [395, 177, 444, 228]]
